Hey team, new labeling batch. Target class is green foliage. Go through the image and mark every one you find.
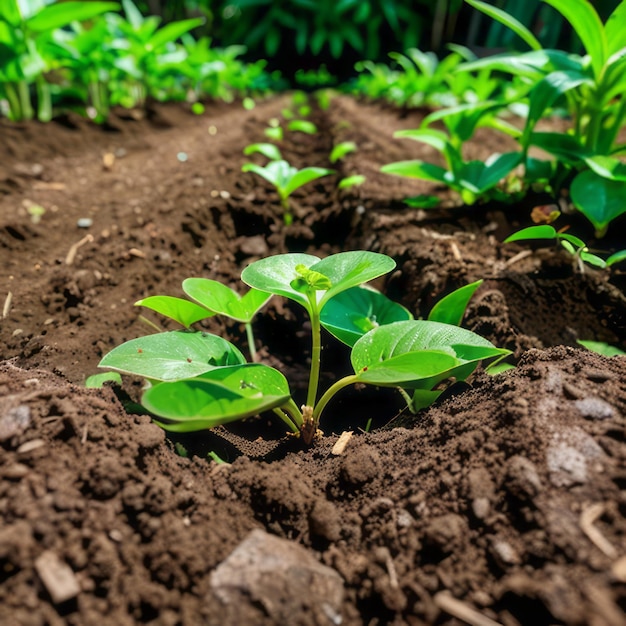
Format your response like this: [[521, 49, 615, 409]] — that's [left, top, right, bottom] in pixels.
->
[[349, 45, 511, 109], [577, 340, 626, 357], [97, 252, 508, 443], [459, 0, 626, 235], [382, 121, 522, 205], [0, 0, 281, 122], [216, 0, 437, 61]]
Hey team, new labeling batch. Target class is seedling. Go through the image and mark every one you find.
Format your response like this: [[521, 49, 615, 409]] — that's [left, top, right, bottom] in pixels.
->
[[338, 175, 366, 190], [330, 141, 357, 163], [241, 160, 335, 225], [243, 143, 282, 161], [264, 118, 283, 141], [287, 120, 317, 134], [97, 252, 509, 444], [504, 225, 626, 272], [382, 126, 521, 205]]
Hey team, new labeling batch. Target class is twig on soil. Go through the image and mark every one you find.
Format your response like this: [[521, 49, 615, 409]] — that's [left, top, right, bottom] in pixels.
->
[[449, 241, 462, 261], [81, 424, 88, 445], [579, 503, 617, 558], [65, 234, 94, 265], [2, 291, 12, 318], [434, 591, 503, 626], [504, 249, 533, 267]]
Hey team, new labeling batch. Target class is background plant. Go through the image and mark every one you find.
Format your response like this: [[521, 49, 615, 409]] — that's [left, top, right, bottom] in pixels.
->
[[457, 0, 626, 235]]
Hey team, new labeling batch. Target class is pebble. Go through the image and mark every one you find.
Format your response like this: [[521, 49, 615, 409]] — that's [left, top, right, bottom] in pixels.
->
[[77, 218, 93, 228], [35, 550, 80, 604], [574, 397, 614, 420], [0, 405, 31, 441], [210, 529, 344, 623]]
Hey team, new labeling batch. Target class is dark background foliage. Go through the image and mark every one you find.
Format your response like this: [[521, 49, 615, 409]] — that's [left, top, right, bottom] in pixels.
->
[[135, 0, 620, 82]]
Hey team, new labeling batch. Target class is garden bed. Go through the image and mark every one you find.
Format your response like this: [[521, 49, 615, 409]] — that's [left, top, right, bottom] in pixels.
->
[[1, 95, 625, 625]]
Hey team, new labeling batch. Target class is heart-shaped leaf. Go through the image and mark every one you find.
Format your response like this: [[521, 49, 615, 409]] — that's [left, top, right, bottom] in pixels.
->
[[351, 320, 509, 389], [142, 363, 291, 432], [571, 170, 626, 237], [313, 251, 396, 309], [98, 330, 245, 381], [321, 285, 412, 346], [135, 295, 213, 328], [182, 278, 271, 323], [241, 253, 321, 312]]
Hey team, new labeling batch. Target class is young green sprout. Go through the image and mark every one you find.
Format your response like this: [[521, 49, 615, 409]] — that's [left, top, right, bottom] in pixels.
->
[[96, 252, 509, 445], [241, 160, 335, 225]]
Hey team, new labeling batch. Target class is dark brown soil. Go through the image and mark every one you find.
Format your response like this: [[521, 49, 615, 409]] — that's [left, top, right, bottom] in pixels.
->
[[1, 95, 625, 625]]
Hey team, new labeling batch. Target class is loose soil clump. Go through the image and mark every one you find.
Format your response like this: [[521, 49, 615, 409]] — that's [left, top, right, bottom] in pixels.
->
[[1, 95, 625, 625]]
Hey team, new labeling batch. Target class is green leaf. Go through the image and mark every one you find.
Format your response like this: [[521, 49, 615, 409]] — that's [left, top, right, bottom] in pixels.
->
[[381, 160, 450, 185], [122, 0, 144, 29], [241, 253, 321, 312], [142, 364, 291, 432], [182, 279, 271, 323], [606, 249, 626, 266], [338, 175, 366, 189], [321, 286, 413, 347], [504, 225, 557, 243], [428, 280, 482, 326], [243, 143, 282, 161], [287, 120, 317, 134], [135, 295, 213, 328], [457, 152, 521, 195], [577, 340, 625, 357], [584, 156, 626, 181], [394, 128, 449, 152], [313, 251, 396, 310], [571, 170, 626, 237], [282, 166, 334, 198], [148, 18, 204, 50], [351, 319, 509, 388], [26, 2, 119, 33], [523, 71, 591, 143], [98, 331, 246, 381], [330, 141, 357, 163], [528, 132, 591, 163], [464, 0, 542, 51], [85, 372, 122, 388], [542, 0, 607, 80], [605, 2, 626, 58]]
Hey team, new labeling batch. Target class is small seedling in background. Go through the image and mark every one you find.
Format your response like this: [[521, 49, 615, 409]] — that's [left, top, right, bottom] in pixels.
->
[[577, 340, 626, 357], [241, 160, 335, 225], [330, 141, 357, 163], [338, 175, 366, 190], [97, 252, 509, 444], [264, 118, 283, 141], [243, 143, 282, 161], [504, 225, 626, 272], [287, 120, 317, 134]]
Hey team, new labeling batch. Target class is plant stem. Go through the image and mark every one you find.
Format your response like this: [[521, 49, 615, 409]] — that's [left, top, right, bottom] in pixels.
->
[[306, 304, 322, 409], [245, 322, 258, 362], [272, 407, 300, 433], [312, 374, 359, 423]]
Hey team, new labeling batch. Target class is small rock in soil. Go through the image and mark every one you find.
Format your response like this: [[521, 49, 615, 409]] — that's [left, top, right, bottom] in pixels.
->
[[210, 528, 344, 624], [34, 550, 80, 604]]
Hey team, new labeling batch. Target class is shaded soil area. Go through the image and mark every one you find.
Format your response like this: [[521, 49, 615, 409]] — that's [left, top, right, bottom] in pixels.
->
[[1, 95, 625, 625]]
